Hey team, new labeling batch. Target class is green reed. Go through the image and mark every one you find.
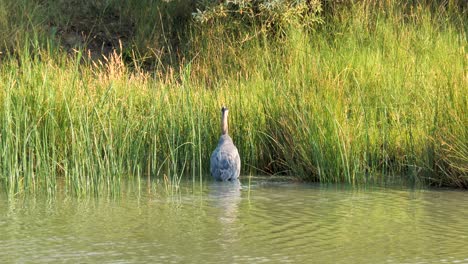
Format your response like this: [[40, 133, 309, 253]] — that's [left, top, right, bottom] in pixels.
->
[[0, 2, 466, 195]]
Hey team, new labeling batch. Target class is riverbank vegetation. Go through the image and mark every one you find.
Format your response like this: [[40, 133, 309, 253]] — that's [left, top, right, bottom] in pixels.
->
[[0, 0, 466, 195]]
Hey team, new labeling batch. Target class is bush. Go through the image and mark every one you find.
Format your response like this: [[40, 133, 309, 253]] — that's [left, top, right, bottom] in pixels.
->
[[192, 0, 324, 34]]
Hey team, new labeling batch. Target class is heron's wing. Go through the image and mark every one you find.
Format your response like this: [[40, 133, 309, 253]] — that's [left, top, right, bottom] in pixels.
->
[[211, 148, 240, 181]]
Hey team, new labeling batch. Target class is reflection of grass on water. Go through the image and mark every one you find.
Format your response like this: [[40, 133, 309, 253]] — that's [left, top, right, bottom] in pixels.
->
[[0, 1, 466, 195]]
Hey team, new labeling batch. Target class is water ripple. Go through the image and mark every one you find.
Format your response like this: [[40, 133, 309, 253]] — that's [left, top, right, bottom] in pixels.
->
[[1, 183, 467, 263]]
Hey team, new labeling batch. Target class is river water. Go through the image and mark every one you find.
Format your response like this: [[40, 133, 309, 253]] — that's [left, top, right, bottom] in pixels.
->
[[1, 179, 467, 263]]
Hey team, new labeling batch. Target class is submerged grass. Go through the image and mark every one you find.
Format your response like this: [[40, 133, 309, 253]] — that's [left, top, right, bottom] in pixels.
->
[[0, 1, 466, 195]]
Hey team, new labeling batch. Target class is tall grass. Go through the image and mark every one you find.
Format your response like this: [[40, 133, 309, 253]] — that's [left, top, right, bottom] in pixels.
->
[[0, 48, 209, 196], [0, 1, 466, 195]]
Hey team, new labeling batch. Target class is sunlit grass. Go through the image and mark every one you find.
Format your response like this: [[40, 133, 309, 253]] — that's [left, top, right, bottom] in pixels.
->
[[0, 1, 466, 195]]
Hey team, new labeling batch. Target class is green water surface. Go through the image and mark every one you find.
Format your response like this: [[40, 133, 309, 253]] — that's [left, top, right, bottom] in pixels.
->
[[1, 179, 467, 263]]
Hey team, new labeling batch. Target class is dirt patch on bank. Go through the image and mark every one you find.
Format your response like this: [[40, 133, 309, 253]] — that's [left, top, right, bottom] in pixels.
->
[[48, 1, 135, 60]]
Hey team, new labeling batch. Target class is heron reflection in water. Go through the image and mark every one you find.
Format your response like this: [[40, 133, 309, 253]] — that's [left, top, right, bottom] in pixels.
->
[[208, 179, 242, 225]]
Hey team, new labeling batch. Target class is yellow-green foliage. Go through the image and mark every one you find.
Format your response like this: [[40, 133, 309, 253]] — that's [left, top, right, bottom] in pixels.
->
[[0, 1, 466, 195]]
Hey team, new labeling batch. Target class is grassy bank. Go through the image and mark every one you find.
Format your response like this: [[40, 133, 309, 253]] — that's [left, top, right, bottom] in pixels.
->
[[0, 1, 466, 195]]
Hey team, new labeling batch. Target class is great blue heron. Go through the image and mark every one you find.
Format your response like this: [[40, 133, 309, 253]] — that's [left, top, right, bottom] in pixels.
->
[[210, 106, 241, 181]]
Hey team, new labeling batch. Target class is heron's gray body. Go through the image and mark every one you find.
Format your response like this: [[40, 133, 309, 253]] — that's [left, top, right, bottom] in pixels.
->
[[210, 133, 241, 181]]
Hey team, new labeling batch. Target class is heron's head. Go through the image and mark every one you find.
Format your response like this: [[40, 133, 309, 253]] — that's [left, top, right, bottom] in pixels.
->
[[221, 106, 229, 135]]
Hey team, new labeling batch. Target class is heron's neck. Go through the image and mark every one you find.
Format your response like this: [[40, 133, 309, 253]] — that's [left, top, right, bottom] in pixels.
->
[[222, 112, 228, 135]]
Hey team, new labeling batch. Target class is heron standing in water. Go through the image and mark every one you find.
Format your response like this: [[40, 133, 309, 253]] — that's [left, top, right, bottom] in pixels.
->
[[210, 106, 241, 181]]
